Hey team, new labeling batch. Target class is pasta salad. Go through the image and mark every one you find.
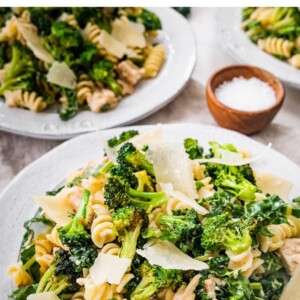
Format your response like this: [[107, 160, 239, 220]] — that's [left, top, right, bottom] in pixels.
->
[[0, 8, 165, 120], [242, 7, 300, 69], [7, 128, 300, 299]]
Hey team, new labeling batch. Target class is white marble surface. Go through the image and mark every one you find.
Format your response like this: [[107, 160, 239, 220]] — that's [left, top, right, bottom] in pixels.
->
[[1, 8, 300, 192], [189, 8, 300, 128]]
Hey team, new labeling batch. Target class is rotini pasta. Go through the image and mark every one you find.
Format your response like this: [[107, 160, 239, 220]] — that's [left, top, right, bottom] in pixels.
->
[[4, 90, 47, 112], [91, 204, 116, 248], [76, 74, 95, 105], [289, 54, 300, 68], [258, 37, 294, 58], [259, 215, 300, 252], [100, 243, 121, 256], [143, 44, 166, 78], [59, 13, 79, 27], [227, 247, 264, 278], [7, 262, 32, 286], [71, 290, 85, 300]]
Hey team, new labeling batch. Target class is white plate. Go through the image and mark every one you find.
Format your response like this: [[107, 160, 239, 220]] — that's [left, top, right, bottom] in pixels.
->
[[0, 8, 196, 139], [1, 123, 300, 296], [217, 8, 300, 89]]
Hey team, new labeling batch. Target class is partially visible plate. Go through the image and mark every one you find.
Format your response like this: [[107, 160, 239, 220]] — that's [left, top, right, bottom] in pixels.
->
[[217, 8, 300, 89], [1, 123, 300, 295], [0, 8, 196, 139]]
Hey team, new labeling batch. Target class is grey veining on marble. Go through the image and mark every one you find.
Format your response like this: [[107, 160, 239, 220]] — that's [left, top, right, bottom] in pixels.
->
[[1, 79, 299, 191]]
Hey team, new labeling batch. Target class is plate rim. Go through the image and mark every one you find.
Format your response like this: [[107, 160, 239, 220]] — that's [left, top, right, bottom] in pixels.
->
[[0, 8, 196, 140]]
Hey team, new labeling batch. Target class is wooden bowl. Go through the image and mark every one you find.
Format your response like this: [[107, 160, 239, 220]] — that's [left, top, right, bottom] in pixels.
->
[[206, 65, 285, 135]]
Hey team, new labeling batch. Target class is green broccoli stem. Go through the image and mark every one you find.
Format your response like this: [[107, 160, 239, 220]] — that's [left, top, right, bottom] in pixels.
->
[[131, 276, 156, 300], [120, 225, 142, 260], [23, 255, 36, 271], [129, 189, 166, 211], [100, 161, 114, 174], [37, 264, 56, 293]]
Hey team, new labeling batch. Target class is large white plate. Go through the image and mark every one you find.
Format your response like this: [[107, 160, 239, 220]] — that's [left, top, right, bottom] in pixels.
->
[[0, 8, 196, 139], [217, 8, 300, 89], [1, 123, 300, 296]]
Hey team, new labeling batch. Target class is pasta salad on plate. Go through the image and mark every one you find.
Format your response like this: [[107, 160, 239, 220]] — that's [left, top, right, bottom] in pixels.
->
[[0, 8, 165, 120], [6, 126, 300, 299], [241, 7, 300, 69]]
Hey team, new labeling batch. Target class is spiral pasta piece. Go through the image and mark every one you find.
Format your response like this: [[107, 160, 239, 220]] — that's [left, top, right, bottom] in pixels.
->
[[46, 225, 63, 247], [76, 74, 95, 105], [148, 207, 164, 229], [143, 44, 165, 78], [100, 243, 121, 256], [259, 215, 300, 252], [227, 247, 264, 278], [7, 262, 32, 286], [198, 176, 215, 200], [59, 13, 79, 27], [91, 204, 116, 248], [4, 90, 47, 112], [258, 37, 295, 58], [249, 7, 274, 26], [192, 162, 206, 180], [165, 196, 191, 216], [289, 54, 300, 69]]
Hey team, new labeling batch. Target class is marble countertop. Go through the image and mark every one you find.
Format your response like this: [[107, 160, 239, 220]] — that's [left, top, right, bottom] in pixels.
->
[[1, 8, 300, 191]]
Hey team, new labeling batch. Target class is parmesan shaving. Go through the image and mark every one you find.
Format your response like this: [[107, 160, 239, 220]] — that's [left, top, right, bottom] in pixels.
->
[[131, 125, 164, 149], [137, 240, 209, 271], [159, 182, 208, 215], [112, 16, 146, 48], [89, 253, 132, 285], [280, 264, 300, 300], [195, 143, 272, 166], [255, 172, 293, 202], [17, 24, 54, 63], [99, 30, 127, 59], [46, 61, 77, 89], [27, 292, 60, 300], [35, 188, 79, 226], [148, 143, 198, 199]]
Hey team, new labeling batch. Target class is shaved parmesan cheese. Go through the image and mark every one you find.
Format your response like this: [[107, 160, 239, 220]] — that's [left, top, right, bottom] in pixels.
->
[[148, 143, 198, 199], [27, 292, 60, 300], [102, 125, 164, 162], [89, 253, 131, 285], [99, 30, 127, 59], [280, 264, 300, 300], [137, 240, 209, 271], [46, 61, 76, 89], [17, 24, 54, 63], [196, 143, 272, 166], [131, 125, 164, 150], [112, 16, 146, 48], [255, 172, 293, 202], [159, 183, 208, 215], [35, 188, 79, 226]]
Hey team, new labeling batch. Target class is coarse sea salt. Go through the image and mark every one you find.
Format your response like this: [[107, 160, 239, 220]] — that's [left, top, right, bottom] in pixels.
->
[[215, 76, 276, 112]]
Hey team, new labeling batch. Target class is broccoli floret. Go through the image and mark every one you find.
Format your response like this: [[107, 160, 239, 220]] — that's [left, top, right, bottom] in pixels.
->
[[0, 41, 11, 69], [79, 42, 99, 68], [44, 21, 84, 67], [29, 8, 65, 36], [117, 142, 155, 177], [107, 130, 139, 148], [132, 9, 162, 31], [89, 60, 122, 96], [36, 249, 80, 295], [131, 261, 182, 300], [201, 213, 255, 255], [104, 173, 166, 211], [0, 42, 38, 95], [158, 209, 202, 255], [135, 170, 155, 192], [270, 7, 300, 30], [184, 138, 203, 159], [108, 164, 138, 188], [113, 206, 148, 260], [58, 89, 78, 121], [58, 189, 97, 272], [206, 163, 257, 201]]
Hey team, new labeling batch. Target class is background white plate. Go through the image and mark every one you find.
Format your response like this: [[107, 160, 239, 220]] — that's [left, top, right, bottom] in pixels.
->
[[217, 8, 300, 89], [0, 8, 196, 139], [1, 123, 300, 296]]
